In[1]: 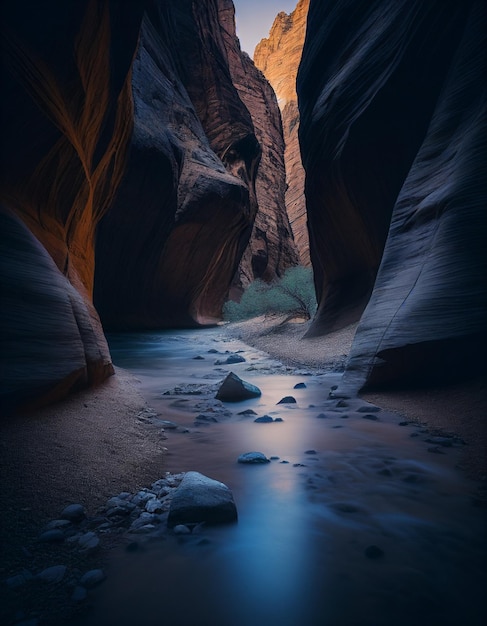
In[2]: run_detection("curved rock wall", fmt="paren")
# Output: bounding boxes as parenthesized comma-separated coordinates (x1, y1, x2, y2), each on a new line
(0, 0, 144, 413)
(94, 0, 282, 327)
(298, 0, 487, 387)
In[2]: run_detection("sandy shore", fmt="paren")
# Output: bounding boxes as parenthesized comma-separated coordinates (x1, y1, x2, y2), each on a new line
(0, 367, 168, 624)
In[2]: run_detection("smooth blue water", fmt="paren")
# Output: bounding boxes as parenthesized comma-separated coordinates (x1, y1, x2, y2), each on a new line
(79, 327, 487, 626)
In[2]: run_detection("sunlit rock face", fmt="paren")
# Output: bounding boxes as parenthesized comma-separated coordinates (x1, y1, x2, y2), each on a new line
(0, 1, 144, 413)
(94, 0, 265, 327)
(254, 0, 310, 266)
(218, 0, 299, 287)
(298, 0, 487, 387)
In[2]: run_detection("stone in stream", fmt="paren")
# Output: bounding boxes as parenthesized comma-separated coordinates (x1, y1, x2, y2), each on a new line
(215, 354, 246, 365)
(193, 355, 205, 360)
(237, 452, 270, 464)
(167, 472, 237, 527)
(254, 415, 275, 423)
(215, 372, 261, 402)
(80, 569, 106, 589)
(294, 382, 307, 389)
(362, 414, 379, 421)
(237, 409, 258, 416)
(277, 396, 296, 404)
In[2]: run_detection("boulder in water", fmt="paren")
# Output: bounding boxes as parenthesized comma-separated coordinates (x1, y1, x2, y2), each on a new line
(215, 372, 261, 402)
(167, 472, 237, 527)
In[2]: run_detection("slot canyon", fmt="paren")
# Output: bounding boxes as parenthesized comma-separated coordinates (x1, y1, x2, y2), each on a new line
(1, 1, 486, 625)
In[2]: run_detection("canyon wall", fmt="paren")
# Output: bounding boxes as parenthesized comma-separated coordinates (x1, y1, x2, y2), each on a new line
(218, 0, 299, 287)
(0, 0, 298, 413)
(298, 0, 487, 388)
(0, 0, 144, 413)
(254, 0, 310, 266)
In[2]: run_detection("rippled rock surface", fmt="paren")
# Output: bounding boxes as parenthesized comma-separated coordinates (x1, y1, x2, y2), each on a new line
(298, 0, 487, 387)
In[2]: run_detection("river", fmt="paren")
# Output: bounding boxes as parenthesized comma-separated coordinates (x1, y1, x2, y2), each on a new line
(79, 327, 487, 626)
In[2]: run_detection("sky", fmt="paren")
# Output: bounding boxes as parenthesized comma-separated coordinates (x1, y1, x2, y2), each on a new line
(232, 0, 298, 56)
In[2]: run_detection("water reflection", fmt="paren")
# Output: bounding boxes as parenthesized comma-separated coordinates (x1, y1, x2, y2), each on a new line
(80, 328, 487, 626)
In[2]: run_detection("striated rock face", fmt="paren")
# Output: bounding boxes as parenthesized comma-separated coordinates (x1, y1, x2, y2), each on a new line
(298, 0, 487, 387)
(0, 1, 144, 413)
(218, 0, 299, 286)
(254, 0, 310, 266)
(94, 0, 260, 329)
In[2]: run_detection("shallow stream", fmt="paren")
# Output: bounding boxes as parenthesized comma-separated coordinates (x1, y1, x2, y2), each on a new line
(80, 327, 486, 626)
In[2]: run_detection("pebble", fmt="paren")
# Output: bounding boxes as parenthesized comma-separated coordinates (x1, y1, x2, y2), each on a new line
(132, 491, 156, 507)
(6, 570, 33, 589)
(39, 529, 65, 543)
(37, 565, 67, 584)
(293, 382, 307, 389)
(277, 396, 296, 404)
(78, 532, 100, 553)
(60, 504, 86, 522)
(237, 409, 257, 415)
(145, 499, 164, 513)
(80, 569, 106, 589)
(45, 519, 72, 531)
(254, 415, 274, 423)
(237, 451, 270, 464)
(173, 525, 191, 535)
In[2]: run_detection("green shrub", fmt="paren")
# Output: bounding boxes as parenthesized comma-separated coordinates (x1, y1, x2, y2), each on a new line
(223, 266, 317, 322)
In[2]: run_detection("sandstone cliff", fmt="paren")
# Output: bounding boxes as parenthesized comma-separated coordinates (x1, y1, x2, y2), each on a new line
(298, 0, 487, 388)
(218, 0, 299, 286)
(254, 0, 310, 266)
(0, 0, 144, 413)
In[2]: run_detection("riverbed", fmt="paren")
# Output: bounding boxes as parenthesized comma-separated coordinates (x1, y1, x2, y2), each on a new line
(79, 327, 487, 626)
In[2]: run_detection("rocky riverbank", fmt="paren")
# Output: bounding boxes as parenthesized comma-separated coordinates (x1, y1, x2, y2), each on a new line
(1, 320, 486, 625)
(225, 316, 487, 487)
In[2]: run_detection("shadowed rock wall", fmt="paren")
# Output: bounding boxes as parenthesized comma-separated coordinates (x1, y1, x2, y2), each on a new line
(0, 0, 144, 413)
(94, 0, 263, 328)
(298, 0, 487, 388)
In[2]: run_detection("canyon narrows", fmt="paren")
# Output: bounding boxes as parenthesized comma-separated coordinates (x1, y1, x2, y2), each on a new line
(1, 1, 486, 625)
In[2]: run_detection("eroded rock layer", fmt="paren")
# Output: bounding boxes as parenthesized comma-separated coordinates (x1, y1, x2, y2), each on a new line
(218, 0, 299, 286)
(254, 0, 310, 266)
(0, 0, 144, 412)
(94, 0, 260, 329)
(298, 0, 487, 387)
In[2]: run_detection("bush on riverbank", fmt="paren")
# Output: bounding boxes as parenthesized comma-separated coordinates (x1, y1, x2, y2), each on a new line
(224, 266, 317, 322)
